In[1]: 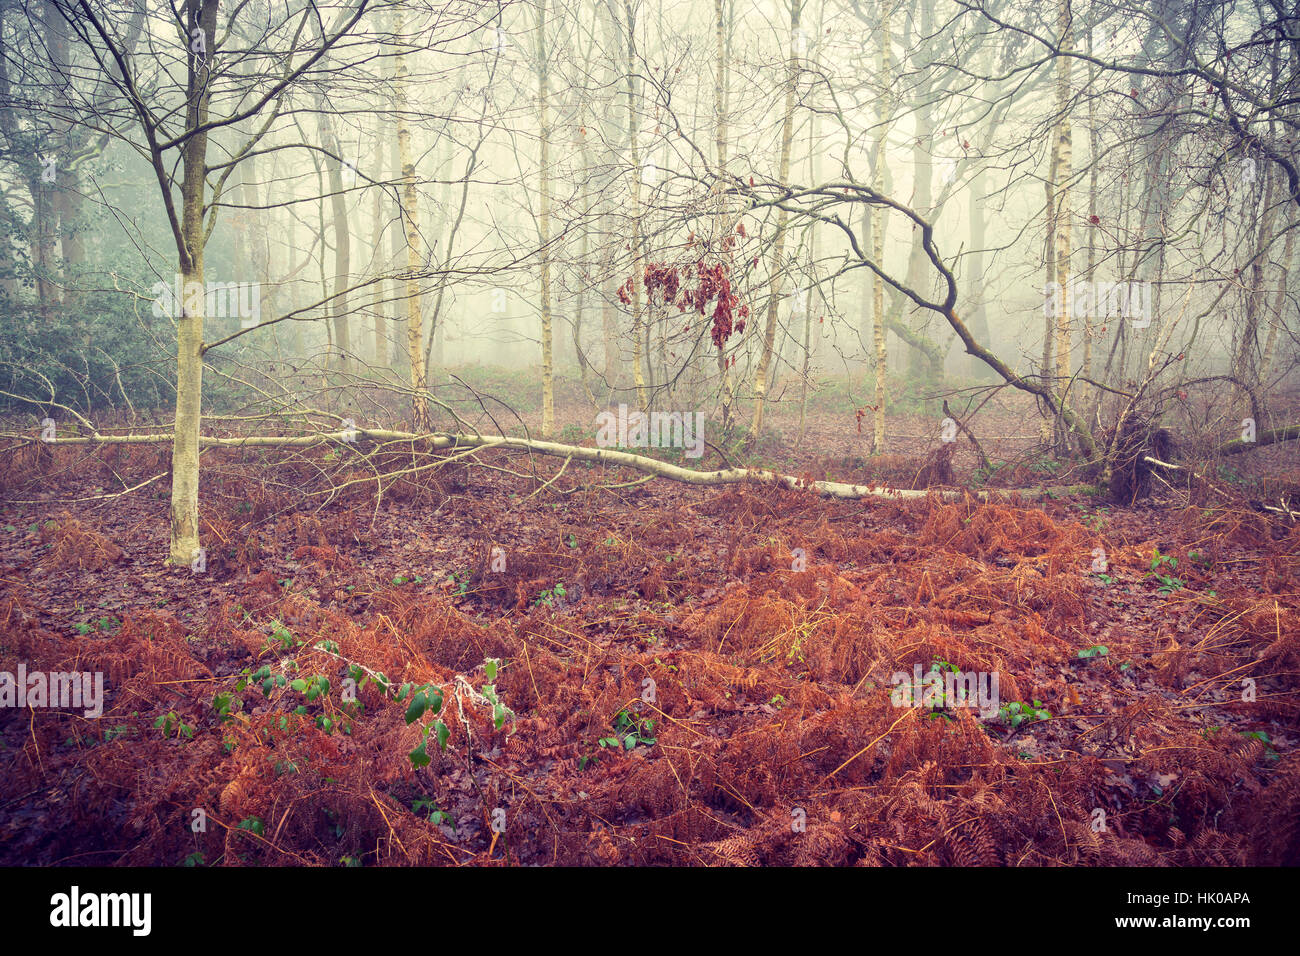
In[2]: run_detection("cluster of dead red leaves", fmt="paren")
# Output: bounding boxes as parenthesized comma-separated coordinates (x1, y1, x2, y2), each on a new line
(1, 452, 1298, 866)
(618, 260, 748, 349)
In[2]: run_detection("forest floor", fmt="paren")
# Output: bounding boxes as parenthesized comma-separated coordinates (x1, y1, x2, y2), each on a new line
(1, 385, 1298, 865)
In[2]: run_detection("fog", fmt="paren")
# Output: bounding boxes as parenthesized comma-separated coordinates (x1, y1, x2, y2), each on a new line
(1, 0, 1296, 446)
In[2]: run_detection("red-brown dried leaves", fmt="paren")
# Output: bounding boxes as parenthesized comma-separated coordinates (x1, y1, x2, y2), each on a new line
(621, 259, 749, 349)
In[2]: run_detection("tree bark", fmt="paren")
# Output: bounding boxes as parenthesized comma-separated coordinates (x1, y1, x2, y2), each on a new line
(1259, 216, 1294, 387)
(870, 8, 892, 454)
(712, 0, 736, 437)
(536, 0, 556, 436)
(393, 10, 430, 432)
(168, 0, 220, 565)
(370, 184, 387, 367)
(1053, 1, 1073, 421)
(746, 0, 802, 442)
(319, 104, 352, 371)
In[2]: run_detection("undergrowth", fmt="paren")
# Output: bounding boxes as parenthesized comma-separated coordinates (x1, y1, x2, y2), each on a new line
(1, 441, 1297, 866)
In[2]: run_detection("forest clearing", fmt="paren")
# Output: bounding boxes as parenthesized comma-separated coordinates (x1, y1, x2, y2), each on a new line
(1, 384, 1297, 867)
(0, 0, 1296, 891)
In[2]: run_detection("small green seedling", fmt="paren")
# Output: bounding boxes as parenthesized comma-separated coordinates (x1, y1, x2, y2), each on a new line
(154, 710, 194, 741)
(1149, 547, 1177, 572)
(533, 583, 567, 607)
(1151, 573, 1183, 593)
(265, 621, 300, 651)
(599, 710, 656, 750)
(412, 798, 457, 829)
(212, 692, 237, 722)
(480, 658, 514, 730)
(999, 699, 1051, 729)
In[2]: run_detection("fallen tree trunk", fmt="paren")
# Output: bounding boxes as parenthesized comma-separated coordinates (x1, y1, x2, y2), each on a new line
(5, 427, 1099, 502)
(1217, 425, 1300, 456)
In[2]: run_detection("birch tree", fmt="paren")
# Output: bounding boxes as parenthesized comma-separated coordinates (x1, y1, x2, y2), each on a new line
(746, 0, 803, 443)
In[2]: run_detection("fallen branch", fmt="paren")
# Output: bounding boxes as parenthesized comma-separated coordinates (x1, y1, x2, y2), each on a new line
(1, 427, 1102, 502)
(1262, 501, 1300, 519)
(1143, 455, 1184, 471)
(1217, 425, 1300, 456)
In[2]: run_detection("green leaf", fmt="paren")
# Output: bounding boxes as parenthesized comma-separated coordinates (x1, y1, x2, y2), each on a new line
(405, 691, 427, 725)
(435, 720, 450, 751)
(290, 678, 307, 692)
(408, 741, 431, 768)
